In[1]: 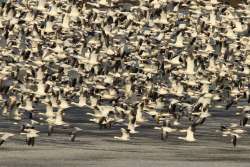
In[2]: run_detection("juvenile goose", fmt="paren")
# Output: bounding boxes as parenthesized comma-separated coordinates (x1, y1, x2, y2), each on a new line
(219, 125, 246, 148)
(154, 120, 177, 141)
(69, 127, 82, 142)
(71, 91, 87, 107)
(236, 106, 250, 127)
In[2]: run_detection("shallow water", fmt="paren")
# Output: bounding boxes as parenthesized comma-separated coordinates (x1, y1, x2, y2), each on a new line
(0, 105, 249, 167)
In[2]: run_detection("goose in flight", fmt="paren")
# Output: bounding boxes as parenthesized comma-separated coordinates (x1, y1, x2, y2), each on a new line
(19, 95, 35, 119)
(21, 126, 40, 146)
(1, 101, 9, 116)
(154, 119, 177, 141)
(0, 0, 249, 147)
(127, 117, 138, 134)
(69, 127, 82, 142)
(178, 126, 196, 142)
(219, 124, 246, 148)
(71, 91, 87, 108)
(191, 107, 211, 127)
(114, 128, 130, 141)
(0, 132, 15, 146)
(236, 106, 250, 127)
(171, 32, 185, 48)
(155, 126, 177, 141)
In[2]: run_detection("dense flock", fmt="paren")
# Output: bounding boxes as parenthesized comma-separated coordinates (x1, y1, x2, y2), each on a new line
(0, 0, 250, 147)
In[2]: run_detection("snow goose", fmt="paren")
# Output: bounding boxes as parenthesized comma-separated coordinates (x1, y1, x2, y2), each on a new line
(178, 126, 196, 142)
(0, 132, 14, 146)
(114, 128, 130, 141)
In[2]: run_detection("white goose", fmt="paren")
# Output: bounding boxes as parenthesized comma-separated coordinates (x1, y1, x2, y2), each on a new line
(114, 128, 130, 141)
(58, 95, 70, 110)
(178, 126, 196, 142)
(69, 5, 80, 18)
(0, 132, 15, 146)
(36, 68, 44, 81)
(154, 126, 177, 140)
(44, 21, 54, 33)
(89, 96, 98, 107)
(165, 55, 182, 65)
(72, 92, 87, 108)
(99, 0, 111, 6)
(20, 96, 34, 112)
(53, 108, 67, 126)
(36, 0, 46, 12)
(185, 56, 195, 75)
(35, 81, 46, 97)
(172, 32, 184, 48)
(226, 28, 237, 40)
(48, 3, 59, 16)
(62, 14, 70, 30)
(44, 100, 54, 121)
(9, 105, 21, 121)
(1, 102, 8, 116)
(24, 11, 35, 22)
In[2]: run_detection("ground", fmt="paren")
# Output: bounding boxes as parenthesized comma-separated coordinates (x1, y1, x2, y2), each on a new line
(0, 107, 250, 167)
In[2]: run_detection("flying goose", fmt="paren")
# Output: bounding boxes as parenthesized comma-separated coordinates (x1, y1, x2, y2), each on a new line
(178, 126, 196, 142)
(0, 132, 14, 146)
(154, 119, 177, 141)
(21, 127, 39, 146)
(237, 106, 250, 127)
(114, 128, 130, 141)
(69, 127, 82, 142)
(219, 124, 246, 148)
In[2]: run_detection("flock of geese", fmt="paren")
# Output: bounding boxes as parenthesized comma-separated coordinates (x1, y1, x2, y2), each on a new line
(0, 0, 249, 148)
